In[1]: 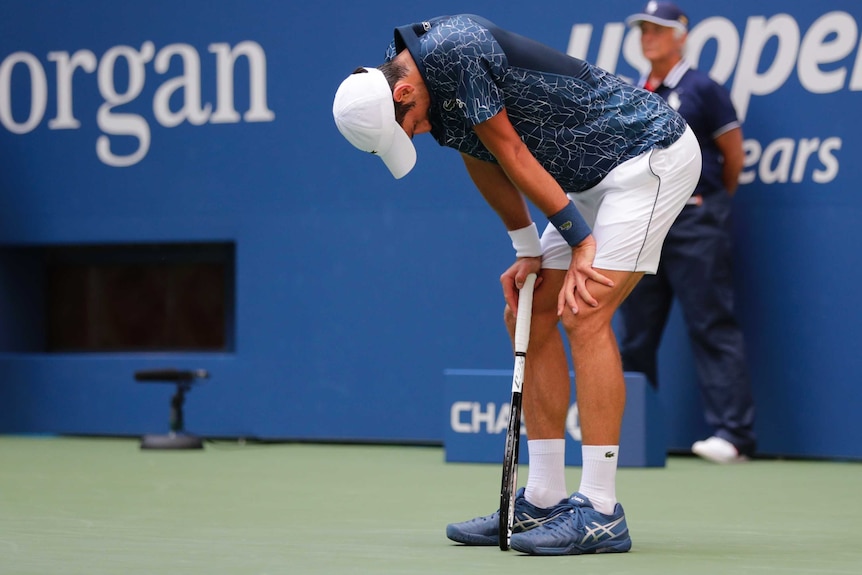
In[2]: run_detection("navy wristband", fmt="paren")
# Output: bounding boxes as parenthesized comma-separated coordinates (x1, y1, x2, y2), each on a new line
(548, 201, 591, 247)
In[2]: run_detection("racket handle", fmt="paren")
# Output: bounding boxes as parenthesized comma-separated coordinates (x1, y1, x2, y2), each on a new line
(514, 273, 537, 354)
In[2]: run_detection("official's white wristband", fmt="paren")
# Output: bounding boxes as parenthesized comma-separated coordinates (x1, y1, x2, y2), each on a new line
(507, 222, 542, 258)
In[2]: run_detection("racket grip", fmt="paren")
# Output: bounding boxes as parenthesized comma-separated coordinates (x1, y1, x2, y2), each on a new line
(513, 273, 537, 354)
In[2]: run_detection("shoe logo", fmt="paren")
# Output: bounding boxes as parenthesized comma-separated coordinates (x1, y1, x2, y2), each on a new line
(580, 516, 627, 545)
(604, 451, 615, 459)
(513, 510, 563, 532)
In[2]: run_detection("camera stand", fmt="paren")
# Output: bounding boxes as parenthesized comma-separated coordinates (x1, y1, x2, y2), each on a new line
(135, 368, 209, 450)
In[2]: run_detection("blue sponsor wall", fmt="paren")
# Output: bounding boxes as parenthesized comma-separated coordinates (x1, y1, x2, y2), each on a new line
(0, 0, 860, 459)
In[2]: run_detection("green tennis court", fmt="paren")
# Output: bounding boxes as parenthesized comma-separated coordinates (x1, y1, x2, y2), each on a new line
(1, 436, 859, 574)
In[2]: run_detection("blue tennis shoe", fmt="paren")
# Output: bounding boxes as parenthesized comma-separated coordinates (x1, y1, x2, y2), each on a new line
(509, 492, 632, 555)
(446, 488, 568, 546)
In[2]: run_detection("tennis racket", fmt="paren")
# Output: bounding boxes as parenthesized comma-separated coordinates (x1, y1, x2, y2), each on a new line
(499, 272, 537, 551)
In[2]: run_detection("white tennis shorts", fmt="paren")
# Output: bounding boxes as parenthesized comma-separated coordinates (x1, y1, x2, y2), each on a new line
(540, 126, 701, 274)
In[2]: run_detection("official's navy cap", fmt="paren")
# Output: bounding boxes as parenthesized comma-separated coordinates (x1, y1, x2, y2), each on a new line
(626, 1, 689, 31)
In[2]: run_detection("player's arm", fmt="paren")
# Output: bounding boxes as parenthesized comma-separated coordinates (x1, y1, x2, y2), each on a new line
(471, 107, 613, 313)
(461, 153, 532, 232)
(471, 108, 570, 218)
(715, 126, 744, 196)
(461, 153, 541, 312)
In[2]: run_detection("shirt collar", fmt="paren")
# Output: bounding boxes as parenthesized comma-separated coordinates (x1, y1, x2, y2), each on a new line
(638, 58, 691, 89)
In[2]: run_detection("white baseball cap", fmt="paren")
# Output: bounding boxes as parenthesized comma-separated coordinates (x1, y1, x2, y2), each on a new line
(332, 67, 417, 179)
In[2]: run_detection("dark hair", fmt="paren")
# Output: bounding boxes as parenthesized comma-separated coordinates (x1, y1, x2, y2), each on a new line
(378, 60, 415, 126)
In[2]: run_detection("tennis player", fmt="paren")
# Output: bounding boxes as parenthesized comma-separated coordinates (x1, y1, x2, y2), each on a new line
(333, 14, 701, 556)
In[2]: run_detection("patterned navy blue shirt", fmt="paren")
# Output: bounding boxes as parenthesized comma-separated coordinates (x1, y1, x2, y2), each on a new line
(639, 60, 740, 196)
(385, 14, 687, 193)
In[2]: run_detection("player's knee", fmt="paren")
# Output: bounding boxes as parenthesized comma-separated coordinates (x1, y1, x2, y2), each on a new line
(560, 304, 611, 342)
(503, 304, 516, 332)
(504, 300, 558, 335)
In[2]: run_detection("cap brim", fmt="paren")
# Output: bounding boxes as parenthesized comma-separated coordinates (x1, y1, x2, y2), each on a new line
(625, 13, 687, 31)
(379, 123, 417, 179)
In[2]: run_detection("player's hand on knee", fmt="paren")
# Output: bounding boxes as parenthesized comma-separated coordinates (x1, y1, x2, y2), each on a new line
(557, 235, 613, 315)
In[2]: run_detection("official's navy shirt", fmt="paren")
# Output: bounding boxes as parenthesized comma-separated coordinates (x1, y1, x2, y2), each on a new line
(385, 14, 687, 193)
(639, 59, 740, 196)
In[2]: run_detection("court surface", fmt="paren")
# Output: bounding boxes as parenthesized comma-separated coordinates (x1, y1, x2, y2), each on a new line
(1, 436, 860, 574)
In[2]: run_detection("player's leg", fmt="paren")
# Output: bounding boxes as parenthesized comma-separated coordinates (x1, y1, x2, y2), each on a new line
(510, 128, 701, 556)
(512, 268, 570, 507)
(445, 264, 572, 546)
(508, 271, 639, 556)
(562, 268, 642, 509)
(511, 222, 615, 511)
(511, 269, 568, 440)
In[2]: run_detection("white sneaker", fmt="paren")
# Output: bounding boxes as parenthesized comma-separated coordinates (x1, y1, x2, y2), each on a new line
(691, 436, 749, 464)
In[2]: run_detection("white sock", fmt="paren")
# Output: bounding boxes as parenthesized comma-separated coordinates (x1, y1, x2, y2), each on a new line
(577, 445, 619, 515)
(524, 439, 568, 508)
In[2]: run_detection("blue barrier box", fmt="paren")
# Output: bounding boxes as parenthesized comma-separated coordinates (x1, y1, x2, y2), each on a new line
(444, 369, 665, 467)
